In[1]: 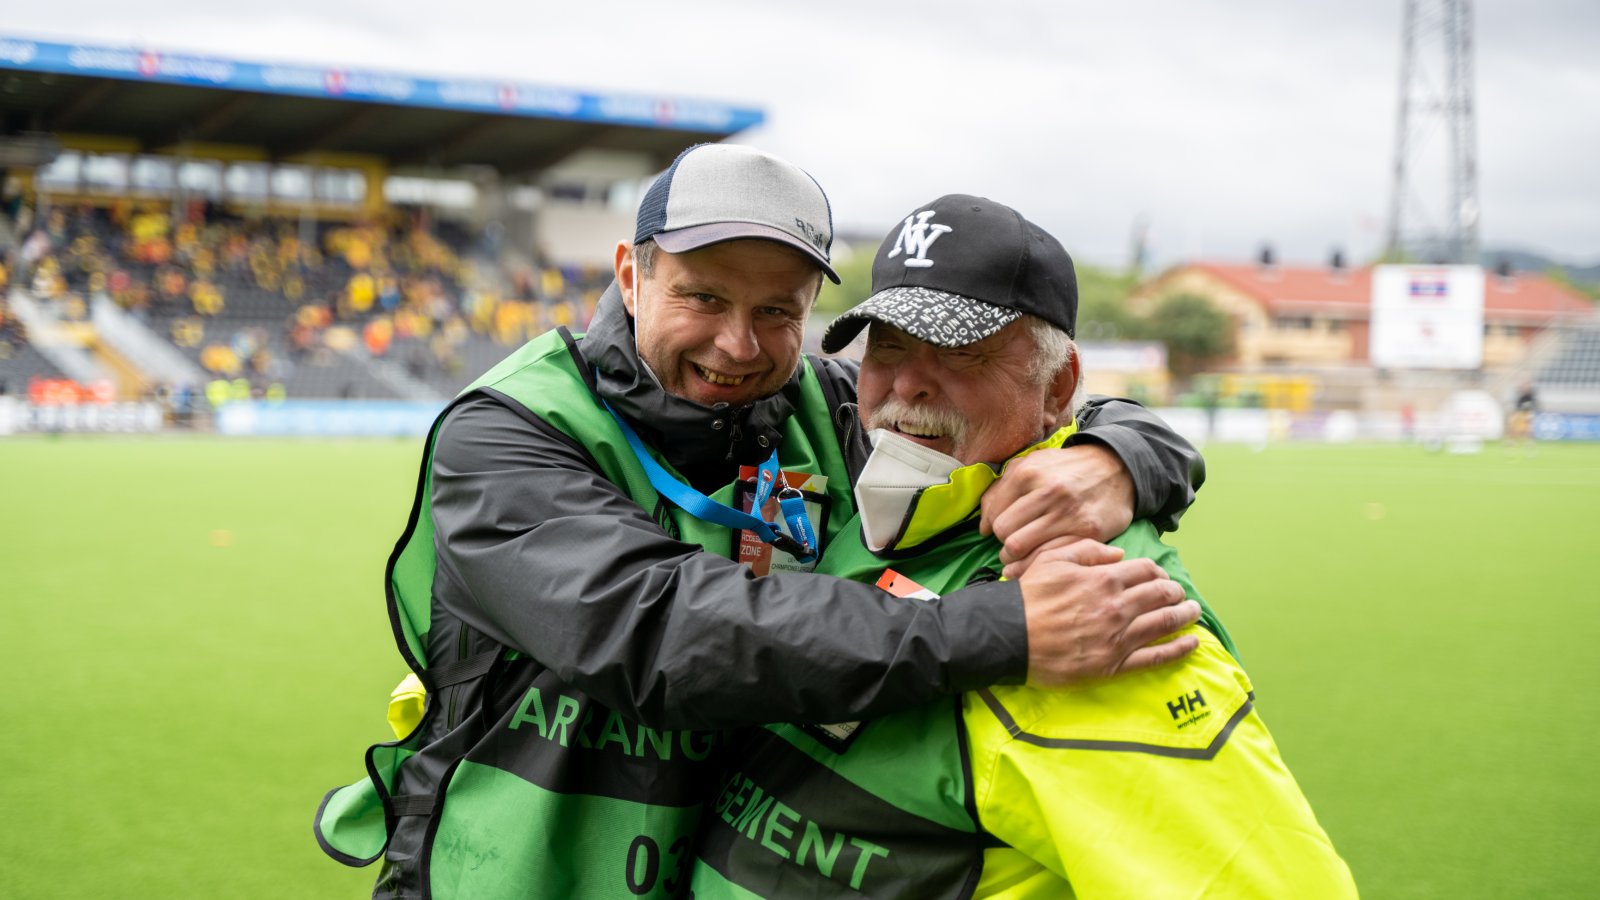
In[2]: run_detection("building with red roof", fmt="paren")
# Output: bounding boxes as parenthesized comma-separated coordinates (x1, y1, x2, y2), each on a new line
(1130, 260, 1594, 370)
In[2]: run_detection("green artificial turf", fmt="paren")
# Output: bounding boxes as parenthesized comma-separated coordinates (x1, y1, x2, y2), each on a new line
(1, 436, 417, 899)
(1164, 443, 1600, 899)
(1, 436, 1595, 898)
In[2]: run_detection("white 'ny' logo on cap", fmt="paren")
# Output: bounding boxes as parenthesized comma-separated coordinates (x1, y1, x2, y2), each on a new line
(887, 211, 952, 268)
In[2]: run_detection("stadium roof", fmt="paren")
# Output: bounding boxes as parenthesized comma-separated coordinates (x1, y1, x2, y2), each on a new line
(0, 35, 763, 174)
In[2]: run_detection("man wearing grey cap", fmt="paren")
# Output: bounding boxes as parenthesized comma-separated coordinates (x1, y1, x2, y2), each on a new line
(317, 146, 1209, 898)
(691, 194, 1353, 899)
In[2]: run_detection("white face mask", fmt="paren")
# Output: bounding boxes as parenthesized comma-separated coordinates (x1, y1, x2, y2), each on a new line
(853, 429, 964, 551)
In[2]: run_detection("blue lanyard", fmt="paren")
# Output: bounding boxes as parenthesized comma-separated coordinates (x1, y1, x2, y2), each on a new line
(605, 403, 818, 563)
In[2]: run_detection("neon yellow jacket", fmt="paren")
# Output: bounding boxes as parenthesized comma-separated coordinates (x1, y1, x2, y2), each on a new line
(966, 621, 1353, 897)
(692, 426, 1357, 899)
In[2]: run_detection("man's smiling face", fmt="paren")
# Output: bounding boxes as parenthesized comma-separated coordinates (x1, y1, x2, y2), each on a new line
(858, 320, 1067, 465)
(620, 238, 821, 409)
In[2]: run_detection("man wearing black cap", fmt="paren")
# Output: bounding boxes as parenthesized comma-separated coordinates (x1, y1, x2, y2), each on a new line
(317, 149, 1209, 898)
(690, 194, 1354, 898)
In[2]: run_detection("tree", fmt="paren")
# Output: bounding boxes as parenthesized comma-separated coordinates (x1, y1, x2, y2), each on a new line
(1543, 266, 1600, 304)
(1144, 292, 1234, 379)
(1075, 265, 1145, 341)
(813, 244, 876, 314)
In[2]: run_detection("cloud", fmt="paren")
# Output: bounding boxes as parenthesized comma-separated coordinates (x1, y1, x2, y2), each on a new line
(5, 0, 1596, 265)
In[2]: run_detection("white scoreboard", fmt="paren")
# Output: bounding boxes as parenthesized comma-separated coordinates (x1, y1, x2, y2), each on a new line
(1369, 265, 1485, 369)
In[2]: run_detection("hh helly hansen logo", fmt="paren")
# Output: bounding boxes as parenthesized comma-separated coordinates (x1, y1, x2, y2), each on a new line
(1167, 689, 1212, 729)
(886, 211, 952, 268)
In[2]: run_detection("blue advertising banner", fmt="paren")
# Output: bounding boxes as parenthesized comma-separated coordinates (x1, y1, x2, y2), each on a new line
(215, 401, 443, 437)
(0, 35, 762, 132)
(1532, 412, 1600, 442)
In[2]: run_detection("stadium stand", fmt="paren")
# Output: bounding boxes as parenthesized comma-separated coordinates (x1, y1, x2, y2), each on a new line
(5, 36, 1596, 437)
(0, 34, 757, 429)
(0, 322, 65, 396)
(1537, 325, 1600, 387)
(6, 199, 611, 401)
(1531, 322, 1600, 413)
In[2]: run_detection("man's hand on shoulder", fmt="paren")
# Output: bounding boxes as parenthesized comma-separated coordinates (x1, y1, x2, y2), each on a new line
(981, 443, 1135, 575)
(1017, 541, 1200, 687)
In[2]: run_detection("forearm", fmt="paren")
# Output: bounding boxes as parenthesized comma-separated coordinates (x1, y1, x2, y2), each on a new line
(1072, 395, 1205, 531)
(431, 397, 1026, 729)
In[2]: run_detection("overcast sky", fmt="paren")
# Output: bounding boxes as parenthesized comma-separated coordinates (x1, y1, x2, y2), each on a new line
(6, 0, 1598, 269)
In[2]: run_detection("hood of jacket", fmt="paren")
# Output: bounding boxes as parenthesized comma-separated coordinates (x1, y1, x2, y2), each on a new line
(580, 281, 804, 485)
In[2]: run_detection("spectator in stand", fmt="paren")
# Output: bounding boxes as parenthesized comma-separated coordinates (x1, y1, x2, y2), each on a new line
(191, 279, 225, 316)
(1508, 381, 1539, 453)
(107, 268, 131, 300)
(30, 257, 65, 300)
(10, 199, 644, 397)
(1, 178, 24, 227)
(20, 228, 50, 269)
(171, 381, 197, 427)
(158, 266, 188, 310)
(378, 276, 401, 312)
(171, 316, 204, 350)
(539, 264, 564, 299)
(363, 317, 394, 356)
(129, 206, 172, 265)
(347, 271, 377, 314)
(200, 343, 241, 377)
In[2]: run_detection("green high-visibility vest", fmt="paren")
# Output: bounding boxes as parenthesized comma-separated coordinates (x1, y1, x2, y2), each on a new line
(315, 328, 853, 899)
(691, 428, 1235, 899)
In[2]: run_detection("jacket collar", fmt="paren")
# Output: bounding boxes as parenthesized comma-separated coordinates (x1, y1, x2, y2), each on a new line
(876, 422, 1079, 553)
(580, 282, 802, 480)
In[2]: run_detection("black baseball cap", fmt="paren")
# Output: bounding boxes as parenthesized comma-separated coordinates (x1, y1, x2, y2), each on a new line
(820, 194, 1077, 352)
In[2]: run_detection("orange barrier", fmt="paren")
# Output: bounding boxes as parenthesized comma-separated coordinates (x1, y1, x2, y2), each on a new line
(27, 377, 117, 406)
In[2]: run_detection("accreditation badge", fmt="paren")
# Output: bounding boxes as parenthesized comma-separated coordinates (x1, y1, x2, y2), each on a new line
(733, 468, 831, 575)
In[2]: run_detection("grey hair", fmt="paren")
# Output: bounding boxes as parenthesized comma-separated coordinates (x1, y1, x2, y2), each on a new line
(632, 238, 658, 279)
(1024, 315, 1085, 417)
